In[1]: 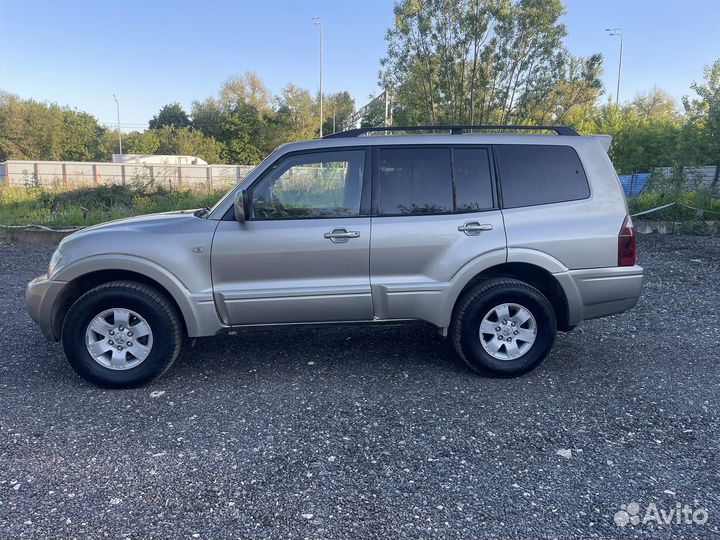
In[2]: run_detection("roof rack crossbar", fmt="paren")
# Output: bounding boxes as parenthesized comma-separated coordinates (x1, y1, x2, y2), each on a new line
(323, 125, 579, 138)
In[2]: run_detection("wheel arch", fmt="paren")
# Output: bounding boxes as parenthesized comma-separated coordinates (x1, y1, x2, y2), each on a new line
(449, 262, 572, 331)
(51, 269, 192, 341)
(50, 253, 225, 340)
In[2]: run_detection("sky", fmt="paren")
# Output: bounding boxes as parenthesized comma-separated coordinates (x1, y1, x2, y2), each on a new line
(1, 0, 718, 130)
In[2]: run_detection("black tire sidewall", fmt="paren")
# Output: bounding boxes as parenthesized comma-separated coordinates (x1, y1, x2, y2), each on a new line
(459, 284, 556, 375)
(62, 286, 179, 388)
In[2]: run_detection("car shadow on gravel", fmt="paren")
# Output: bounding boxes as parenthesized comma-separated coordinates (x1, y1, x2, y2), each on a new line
(163, 322, 600, 389)
(170, 324, 472, 380)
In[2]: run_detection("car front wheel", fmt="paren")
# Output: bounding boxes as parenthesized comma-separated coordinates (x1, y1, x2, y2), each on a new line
(451, 278, 557, 376)
(61, 280, 183, 388)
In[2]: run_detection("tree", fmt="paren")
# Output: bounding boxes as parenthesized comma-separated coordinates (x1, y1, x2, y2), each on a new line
(323, 91, 355, 134)
(1, 76, 354, 166)
(96, 129, 160, 160)
(272, 84, 317, 142)
(631, 88, 678, 119)
(682, 59, 720, 186)
(518, 53, 603, 124)
(61, 109, 104, 161)
(190, 73, 280, 163)
(379, 0, 602, 126)
(220, 102, 264, 164)
(381, 0, 495, 124)
(489, 0, 569, 124)
(190, 97, 225, 140)
(154, 126, 224, 164)
(570, 98, 681, 174)
(149, 102, 190, 129)
(125, 130, 162, 154)
(220, 71, 274, 114)
(0, 92, 104, 161)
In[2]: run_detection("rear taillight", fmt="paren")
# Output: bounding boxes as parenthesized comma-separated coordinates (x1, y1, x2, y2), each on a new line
(618, 214, 636, 266)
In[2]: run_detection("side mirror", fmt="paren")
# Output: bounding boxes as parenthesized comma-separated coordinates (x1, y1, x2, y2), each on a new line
(234, 190, 249, 223)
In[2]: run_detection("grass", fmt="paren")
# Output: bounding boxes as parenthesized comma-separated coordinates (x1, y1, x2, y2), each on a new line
(0, 185, 227, 227)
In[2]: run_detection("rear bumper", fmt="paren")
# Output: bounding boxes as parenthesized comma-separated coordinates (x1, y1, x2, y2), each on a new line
(26, 275, 66, 341)
(555, 265, 644, 326)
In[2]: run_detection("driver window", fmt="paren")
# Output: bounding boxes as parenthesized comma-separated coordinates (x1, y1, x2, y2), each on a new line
(251, 150, 365, 219)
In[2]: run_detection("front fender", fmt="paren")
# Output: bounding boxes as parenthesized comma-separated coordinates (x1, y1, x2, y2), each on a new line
(52, 254, 223, 337)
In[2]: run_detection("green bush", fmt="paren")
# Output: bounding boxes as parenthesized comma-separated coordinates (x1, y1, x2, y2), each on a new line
(629, 189, 720, 222)
(629, 167, 720, 223)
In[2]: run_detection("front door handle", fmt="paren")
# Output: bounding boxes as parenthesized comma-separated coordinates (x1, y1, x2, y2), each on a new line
(324, 228, 360, 244)
(458, 222, 493, 236)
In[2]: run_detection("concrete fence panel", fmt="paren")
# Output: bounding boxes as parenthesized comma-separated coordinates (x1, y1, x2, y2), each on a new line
(1, 160, 255, 190)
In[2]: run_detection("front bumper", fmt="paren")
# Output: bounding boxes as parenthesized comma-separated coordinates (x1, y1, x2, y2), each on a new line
(555, 265, 644, 326)
(26, 275, 67, 341)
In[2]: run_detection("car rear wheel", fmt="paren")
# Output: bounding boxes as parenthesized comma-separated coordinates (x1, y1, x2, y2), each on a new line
(451, 278, 556, 376)
(61, 280, 183, 388)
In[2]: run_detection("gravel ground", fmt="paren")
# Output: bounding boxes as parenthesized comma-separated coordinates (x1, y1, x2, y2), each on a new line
(0, 234, 718, 540)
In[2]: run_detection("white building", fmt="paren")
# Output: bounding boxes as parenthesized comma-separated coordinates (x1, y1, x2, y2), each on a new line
(111, 154, 208, 166)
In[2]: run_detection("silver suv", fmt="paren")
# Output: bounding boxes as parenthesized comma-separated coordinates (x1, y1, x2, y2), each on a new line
(26, 125, 643, 387)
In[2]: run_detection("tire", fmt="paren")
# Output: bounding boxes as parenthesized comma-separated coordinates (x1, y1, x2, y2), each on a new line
(61, 280, 183, 388)
(451, 278, 556, 376)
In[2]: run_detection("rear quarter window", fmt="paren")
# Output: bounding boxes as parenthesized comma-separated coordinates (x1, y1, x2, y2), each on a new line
(495, 145, 590, 208)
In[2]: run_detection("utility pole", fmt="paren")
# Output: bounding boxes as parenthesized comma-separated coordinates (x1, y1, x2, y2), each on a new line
(605, 28, 623, 106)
(113, 94, 123, 155)
(313, 17, 323, 137)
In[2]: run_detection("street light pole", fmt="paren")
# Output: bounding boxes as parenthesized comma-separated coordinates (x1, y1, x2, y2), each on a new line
(313, 16, 323, 137)
(605, 28, 623, 106)
(112, 94, 123, 155)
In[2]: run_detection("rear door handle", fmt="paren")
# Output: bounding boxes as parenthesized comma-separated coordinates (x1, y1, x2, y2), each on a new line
(324, 228, 360, 243)
(458, 222, 493, 236)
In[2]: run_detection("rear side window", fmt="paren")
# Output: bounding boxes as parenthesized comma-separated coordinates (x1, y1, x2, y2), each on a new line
(453, 148, 494, 212)
(495, 145, 589, 208)
(376, 148, 453, 215)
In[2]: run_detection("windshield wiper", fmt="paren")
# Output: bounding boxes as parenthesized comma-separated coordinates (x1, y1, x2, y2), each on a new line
(193, 207, 211, 219)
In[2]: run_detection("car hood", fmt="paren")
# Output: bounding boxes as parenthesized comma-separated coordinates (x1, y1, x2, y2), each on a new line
(64, 210, 201, 241)
(53, 209, 219, 271)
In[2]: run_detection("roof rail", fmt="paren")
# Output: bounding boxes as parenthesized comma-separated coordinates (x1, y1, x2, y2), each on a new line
(323, 124, 579, 138)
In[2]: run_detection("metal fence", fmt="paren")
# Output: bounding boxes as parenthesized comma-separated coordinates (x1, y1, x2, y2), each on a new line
(653, 166, 719, 188)
(619, 173, 651, 197)
(0, 160, 255, 190)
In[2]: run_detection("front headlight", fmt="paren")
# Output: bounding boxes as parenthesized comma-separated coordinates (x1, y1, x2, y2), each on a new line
(48, 249, 63, 277)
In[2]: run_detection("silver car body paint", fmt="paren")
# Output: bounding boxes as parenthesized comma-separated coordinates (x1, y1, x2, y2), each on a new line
(212, 217, 373, 325)
(26, 133, 643, 341)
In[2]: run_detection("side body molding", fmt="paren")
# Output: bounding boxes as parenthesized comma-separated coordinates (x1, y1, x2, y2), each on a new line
(52, 255, 224, 337)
